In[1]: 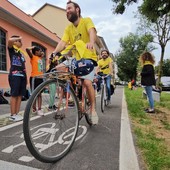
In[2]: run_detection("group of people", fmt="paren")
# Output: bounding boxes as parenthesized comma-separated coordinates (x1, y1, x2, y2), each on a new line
(8, 36, 45, 121)
(7, 1, 114, 124)
(7, 1, 156, 125)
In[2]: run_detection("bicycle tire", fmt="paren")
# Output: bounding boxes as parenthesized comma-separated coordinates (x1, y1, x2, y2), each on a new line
(23, 79, 80, 163)
(105, 85, 109, 106)
(101, 84, 105, 113)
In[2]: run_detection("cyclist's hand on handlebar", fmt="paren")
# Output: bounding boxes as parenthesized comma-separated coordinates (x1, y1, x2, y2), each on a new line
(86, 42, 94, 50)
(49, 52, 61, 60)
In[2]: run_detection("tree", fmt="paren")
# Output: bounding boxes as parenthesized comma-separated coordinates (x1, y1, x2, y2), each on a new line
(162, 59, 170, 76)
(137, 10, 170, 85)
(111, 0, 170, 19)
(139, 0, 170, 21)
(112, 0, 138, 14)
(115, 33, 154, 82)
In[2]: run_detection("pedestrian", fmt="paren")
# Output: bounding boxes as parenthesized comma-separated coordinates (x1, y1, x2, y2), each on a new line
(128, 81, 132, 90)
(46, 53, 62, 110)
(51, 1, 98, 124)
(26, 46, 44, 116)
(8, 35, 27, 121)
(140, 52, 156, 113)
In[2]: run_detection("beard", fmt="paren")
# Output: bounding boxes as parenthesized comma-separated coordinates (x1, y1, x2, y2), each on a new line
(67, 12, 78, 23)
(102, 55, 108, 59)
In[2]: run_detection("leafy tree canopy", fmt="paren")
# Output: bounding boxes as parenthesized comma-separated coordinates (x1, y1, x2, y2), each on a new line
(115, 33, 155, 82)
(139, 0, 170, 21)
(112, 0, 170, 19)
(155, 59, 170, 76)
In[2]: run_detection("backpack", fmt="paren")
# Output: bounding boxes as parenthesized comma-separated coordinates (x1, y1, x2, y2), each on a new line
(4, 90, 11, 97)
(0, 94, 9, 104)
(111, 84, 115, 95)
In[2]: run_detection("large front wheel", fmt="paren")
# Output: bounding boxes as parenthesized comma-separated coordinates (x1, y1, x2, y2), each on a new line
(23, 79, 80, 163)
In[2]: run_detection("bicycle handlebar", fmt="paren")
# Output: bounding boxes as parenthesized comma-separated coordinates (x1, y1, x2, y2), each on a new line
(96, 73, 110, 79)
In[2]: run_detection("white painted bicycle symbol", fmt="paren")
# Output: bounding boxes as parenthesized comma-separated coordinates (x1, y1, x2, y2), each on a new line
(2, 123, 87, 162)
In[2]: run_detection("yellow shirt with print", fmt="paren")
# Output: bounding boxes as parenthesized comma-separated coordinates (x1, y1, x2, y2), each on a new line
(98, 57, 113, 75)
(61, 17, 97, 61)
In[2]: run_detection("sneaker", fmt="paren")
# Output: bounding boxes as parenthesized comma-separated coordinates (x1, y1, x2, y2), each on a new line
(107, 99, 111, 105)
(9, 114, 23, 122)
(91, 111, 99, 125)
(68, 101, 75, 108)
(147, 109, 155, 113)
(37, 110, 44, 116)
(53, 105, 58, 110)
(48, 105, 58, 110)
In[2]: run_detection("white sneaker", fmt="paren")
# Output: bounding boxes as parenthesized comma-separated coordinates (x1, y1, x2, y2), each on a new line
(9, 114, 23, 122)
(37, 110, 44, 116)
(91, 111, 99, 125)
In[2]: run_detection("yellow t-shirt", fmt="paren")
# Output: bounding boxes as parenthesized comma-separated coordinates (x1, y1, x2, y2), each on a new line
(30, 55, 43, 77)
(98, 57, 113, 75)
(61, 17, 97, 61)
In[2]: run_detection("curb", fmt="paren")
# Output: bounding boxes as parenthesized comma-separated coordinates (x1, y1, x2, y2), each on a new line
(119, 88, 140, 170)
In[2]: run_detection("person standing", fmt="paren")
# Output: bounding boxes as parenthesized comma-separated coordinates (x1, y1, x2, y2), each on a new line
(140, 52, 156, 113)
(8, 35, 27, 121)
(52, 1, 98, 124)
(26, 46, 44, 116)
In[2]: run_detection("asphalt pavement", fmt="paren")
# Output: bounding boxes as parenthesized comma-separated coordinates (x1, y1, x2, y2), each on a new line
(0, 86, 140, 170)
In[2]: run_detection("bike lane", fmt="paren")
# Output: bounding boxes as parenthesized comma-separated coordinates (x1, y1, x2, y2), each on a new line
(0, 86, 139, 170)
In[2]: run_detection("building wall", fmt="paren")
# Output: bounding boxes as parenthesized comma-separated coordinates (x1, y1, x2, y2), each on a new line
(0, 0, 60, 90)
(33, 5, 70, 38)
(0, 18, 56, 90)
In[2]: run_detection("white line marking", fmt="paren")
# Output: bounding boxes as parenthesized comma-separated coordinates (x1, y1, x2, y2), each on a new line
(0, 160, 41, 170)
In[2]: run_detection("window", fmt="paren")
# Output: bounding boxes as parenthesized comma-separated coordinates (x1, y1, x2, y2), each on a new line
(32, 42, 46, 73)
(0, 29, 7, 71)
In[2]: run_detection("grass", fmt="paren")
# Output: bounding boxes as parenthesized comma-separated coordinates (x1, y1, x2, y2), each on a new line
(124, 87, 170, 170)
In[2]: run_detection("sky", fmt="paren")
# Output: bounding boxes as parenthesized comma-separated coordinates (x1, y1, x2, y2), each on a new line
(8, 0, 169, 64)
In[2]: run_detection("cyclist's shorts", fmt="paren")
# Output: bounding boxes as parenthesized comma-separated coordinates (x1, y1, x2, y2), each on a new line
(63, 57, 96, 82)
(62, 57, 73, 66)
(80, 67, 96, 82)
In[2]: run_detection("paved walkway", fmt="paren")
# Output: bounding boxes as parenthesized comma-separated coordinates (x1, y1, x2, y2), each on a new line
(0, 97, 26, 127)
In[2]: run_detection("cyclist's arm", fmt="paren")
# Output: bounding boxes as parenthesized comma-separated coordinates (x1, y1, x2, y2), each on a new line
(109, 61, 113, 76)
(95, 66, 100, 75)
(8, 36, 22, 48)
(26, 46, 35, 58)
(53, 40, 67, 54)
(86, 28, 97, 50)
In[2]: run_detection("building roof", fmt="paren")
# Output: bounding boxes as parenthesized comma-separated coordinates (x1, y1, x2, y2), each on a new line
(0, 0, 60, 46)
(32, 3, 66, 17)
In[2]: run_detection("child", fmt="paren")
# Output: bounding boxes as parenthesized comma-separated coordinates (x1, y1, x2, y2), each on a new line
(8, 35, 27, 121)
(26, 46, 44, 116)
